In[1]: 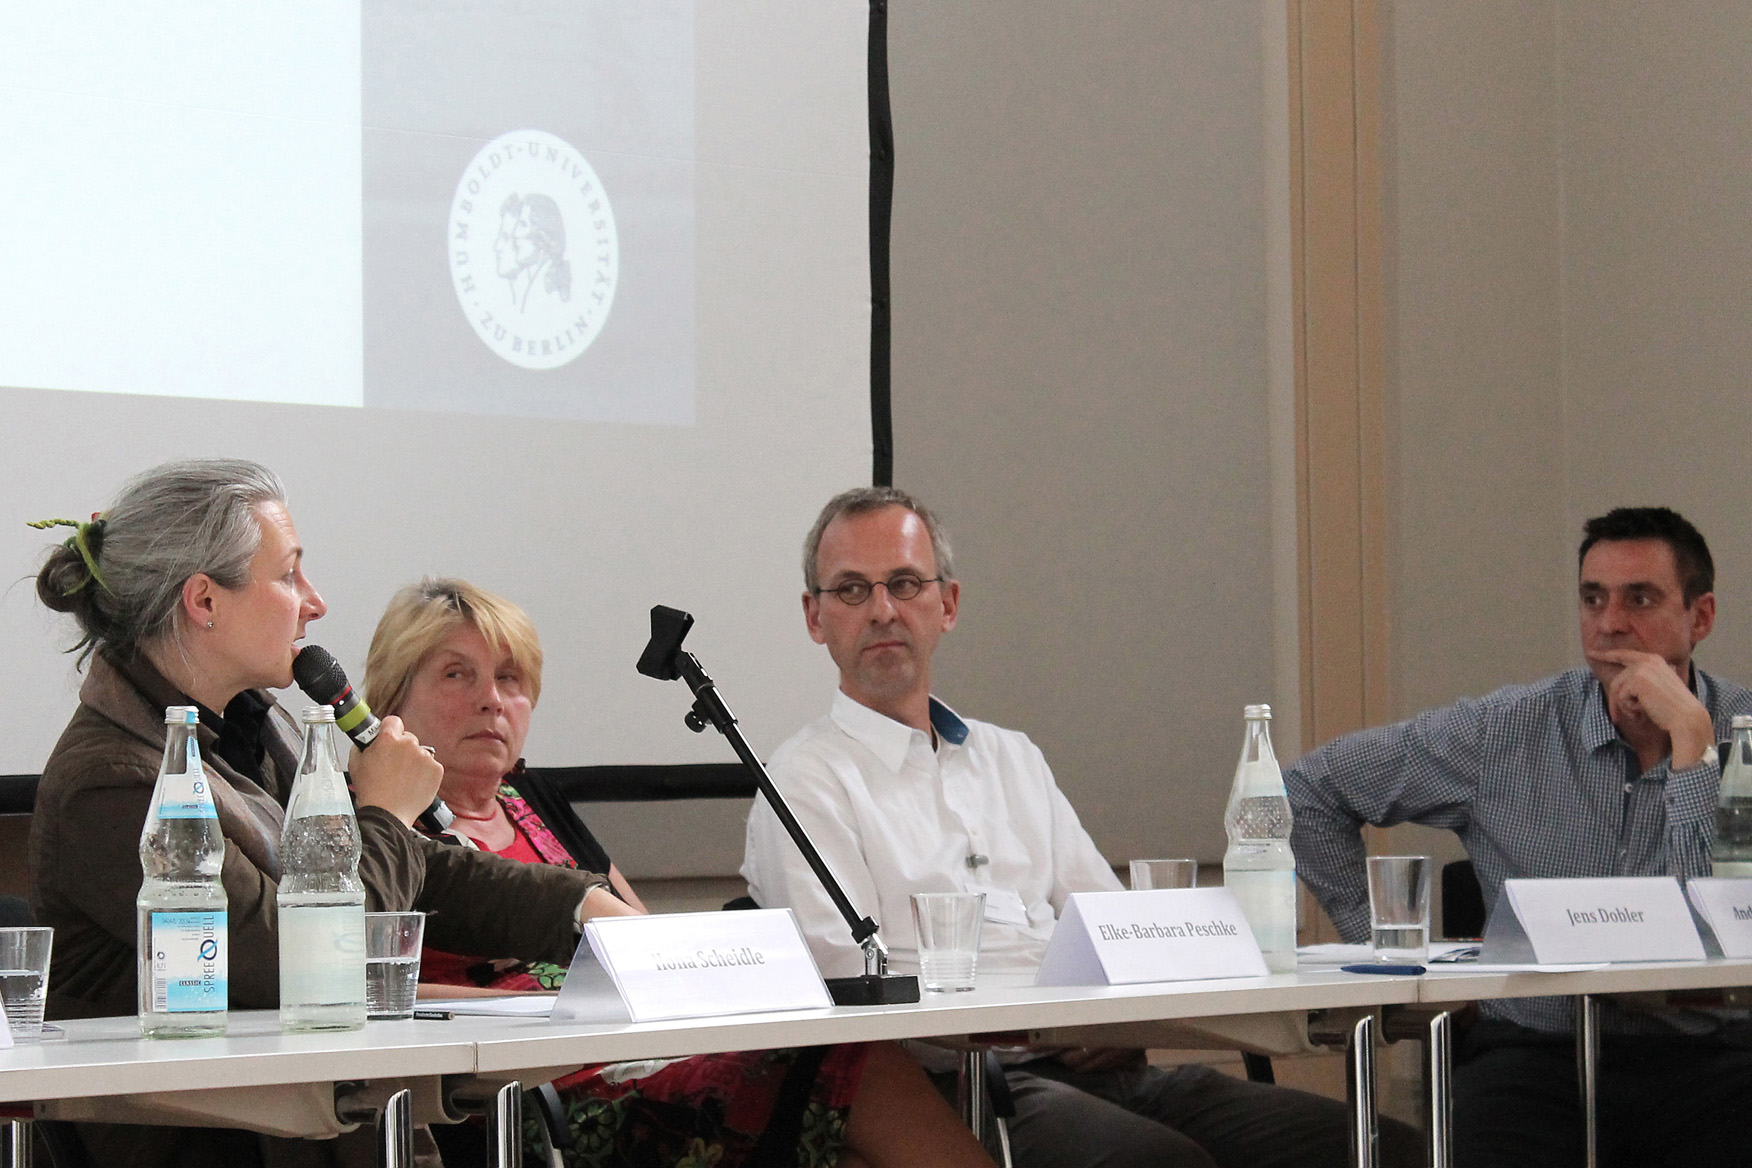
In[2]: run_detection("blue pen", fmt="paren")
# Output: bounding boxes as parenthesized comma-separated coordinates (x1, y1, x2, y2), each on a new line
(1341, 963, 1426, 976)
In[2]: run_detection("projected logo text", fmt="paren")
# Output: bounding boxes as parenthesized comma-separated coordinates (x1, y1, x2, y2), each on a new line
(449, 130, 619, 371)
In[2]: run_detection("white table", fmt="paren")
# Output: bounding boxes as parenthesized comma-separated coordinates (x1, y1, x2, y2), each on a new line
(5, 959, 1748, 1168)
(0, 970, 1422, 1168)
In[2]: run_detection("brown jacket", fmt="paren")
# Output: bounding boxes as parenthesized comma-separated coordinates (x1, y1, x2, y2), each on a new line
(30, 651, 609, 1165)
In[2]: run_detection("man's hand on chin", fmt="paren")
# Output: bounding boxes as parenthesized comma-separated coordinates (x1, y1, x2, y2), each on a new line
(1589, 648, 1715, 768)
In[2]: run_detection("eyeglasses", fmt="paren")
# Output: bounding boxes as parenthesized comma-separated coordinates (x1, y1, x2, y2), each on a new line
(814, 574, 944, 606)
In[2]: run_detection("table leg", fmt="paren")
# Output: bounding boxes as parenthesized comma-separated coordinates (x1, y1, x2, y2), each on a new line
(379, 1087, 413, 1168)
(958, 1050, 989, 1140)
(1425, 1010, 1452, 1168)
(1346, 1013, 1379, 1168)
(488, 1081, 523, 1168)
(2, 1119, 30, 1168)
(1575, 994, 1600, 1168)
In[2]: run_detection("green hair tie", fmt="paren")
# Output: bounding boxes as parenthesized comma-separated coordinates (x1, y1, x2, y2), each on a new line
(27, 516, 112, 596)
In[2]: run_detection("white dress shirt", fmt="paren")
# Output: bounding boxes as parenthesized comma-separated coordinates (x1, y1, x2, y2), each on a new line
(742, 690, 1121, 978)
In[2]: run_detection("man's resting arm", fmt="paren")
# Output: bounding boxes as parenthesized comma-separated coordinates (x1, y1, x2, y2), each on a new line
(1285, 700, 1483, 941)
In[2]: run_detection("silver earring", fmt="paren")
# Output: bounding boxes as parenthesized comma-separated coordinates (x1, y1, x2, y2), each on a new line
(206, 620, 214, 629)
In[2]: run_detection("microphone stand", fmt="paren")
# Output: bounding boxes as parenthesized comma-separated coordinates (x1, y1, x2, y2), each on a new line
(637, 605, 919, 1005)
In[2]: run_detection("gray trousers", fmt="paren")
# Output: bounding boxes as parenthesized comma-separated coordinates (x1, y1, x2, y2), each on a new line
(934, 1057, 1422, 1168)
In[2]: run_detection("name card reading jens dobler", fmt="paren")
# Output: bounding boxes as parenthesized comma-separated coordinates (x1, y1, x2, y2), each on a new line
(1037, 888, 1269, 986)
(1498, 877, 1704, 965)
(584, 908, 832, 1023)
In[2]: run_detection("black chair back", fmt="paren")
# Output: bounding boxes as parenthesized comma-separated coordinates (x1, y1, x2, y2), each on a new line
(1442, 860, 1486, 939)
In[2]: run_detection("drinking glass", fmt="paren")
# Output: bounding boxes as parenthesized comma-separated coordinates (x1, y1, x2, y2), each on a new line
(1129, 859, 1199, 890)
(0, 927, 53, 1041)
(1366, 856, 1431, 963)
(911, 892, 985, 992)
(364, 912, 425, 1020)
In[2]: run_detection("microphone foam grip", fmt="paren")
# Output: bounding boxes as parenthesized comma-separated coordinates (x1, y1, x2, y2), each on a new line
(293, 645, 379, 744)
(292, 645, 348, 701)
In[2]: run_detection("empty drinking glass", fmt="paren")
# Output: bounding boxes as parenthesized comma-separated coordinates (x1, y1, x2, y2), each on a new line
(1129, 859, 1199, 890)
(911, 892, 985, 992)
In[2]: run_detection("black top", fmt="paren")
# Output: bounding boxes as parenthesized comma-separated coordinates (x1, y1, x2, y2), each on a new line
(195, 689, 272, 786)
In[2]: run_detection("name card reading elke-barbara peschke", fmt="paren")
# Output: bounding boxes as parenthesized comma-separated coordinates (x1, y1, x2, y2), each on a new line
(1037, 888, 1269, 986)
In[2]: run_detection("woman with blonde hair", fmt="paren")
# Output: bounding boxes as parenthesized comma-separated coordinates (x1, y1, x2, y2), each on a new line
(366, 577, 992, 1168)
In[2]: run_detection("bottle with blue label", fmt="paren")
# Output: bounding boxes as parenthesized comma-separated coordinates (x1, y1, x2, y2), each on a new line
(137, 705, 228, 1037)
(278, 705, 366, 1032)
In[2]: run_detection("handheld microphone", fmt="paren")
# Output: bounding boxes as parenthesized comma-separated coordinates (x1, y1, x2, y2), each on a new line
(293, 645, 454, 834)
(292, 645, 380, 748)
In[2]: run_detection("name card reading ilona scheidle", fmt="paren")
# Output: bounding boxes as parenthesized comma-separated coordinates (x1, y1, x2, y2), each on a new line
(1037, 888, 1269, 987)
(1489, 877, 1704, 965)
(1684, 877, 1752, 958)
(583, 908, 832, 1023)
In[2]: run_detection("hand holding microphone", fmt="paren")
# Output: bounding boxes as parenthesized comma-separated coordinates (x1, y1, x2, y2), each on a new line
(293, 646, 453, 832)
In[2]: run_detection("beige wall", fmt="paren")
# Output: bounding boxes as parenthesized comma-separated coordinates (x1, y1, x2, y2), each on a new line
(1386, 0, 1752, 719)
(888, 2, 1289, 863)
(1555, 0, 1752, 679)
(1384, 1, 1572, 717)
(886, 0, 1752, 876)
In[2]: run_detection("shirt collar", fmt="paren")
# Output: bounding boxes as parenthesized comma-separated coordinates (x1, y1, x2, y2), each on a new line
(829, 690, 968, 774)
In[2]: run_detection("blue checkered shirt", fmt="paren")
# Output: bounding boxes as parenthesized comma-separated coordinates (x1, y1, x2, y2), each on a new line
(1286, 666, 1752, 1034)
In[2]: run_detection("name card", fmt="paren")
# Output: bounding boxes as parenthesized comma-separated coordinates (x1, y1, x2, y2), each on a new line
(576, 909, 832, 1023)
(1684, 878, 1752, 957)
(1483, 877, 1704, 965)
(1036, 889, 1269, 987)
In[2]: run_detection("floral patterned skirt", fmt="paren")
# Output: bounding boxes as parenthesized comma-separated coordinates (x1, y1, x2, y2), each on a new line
(536, 1044, 872, 1168)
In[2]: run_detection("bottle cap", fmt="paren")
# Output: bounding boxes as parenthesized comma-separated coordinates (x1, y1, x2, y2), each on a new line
(301, 705, 337, 724)
(1244, 704, 1272, 720)
(163, 705, 199, 725)
(1733, 715, 1752, 730)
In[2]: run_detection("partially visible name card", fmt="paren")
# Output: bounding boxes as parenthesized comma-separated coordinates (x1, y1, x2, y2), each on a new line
(581, 909, 832, 1023)
(1684, 878, 1752, 958)
(1037, 889, 1269, 987)
(1485, 877, 1704, 965)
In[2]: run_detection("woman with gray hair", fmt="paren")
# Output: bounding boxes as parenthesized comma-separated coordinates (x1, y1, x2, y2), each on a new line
(30, 458, 631, 1168)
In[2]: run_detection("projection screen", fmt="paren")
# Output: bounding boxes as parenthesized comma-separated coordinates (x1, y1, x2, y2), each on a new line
(0, 0, 876, 863)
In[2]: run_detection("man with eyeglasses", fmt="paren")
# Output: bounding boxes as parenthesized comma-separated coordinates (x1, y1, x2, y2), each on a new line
(743, 486, 1404, 1168)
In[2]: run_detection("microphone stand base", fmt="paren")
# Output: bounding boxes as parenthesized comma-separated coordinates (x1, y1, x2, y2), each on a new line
(826, 974, 921, 1006)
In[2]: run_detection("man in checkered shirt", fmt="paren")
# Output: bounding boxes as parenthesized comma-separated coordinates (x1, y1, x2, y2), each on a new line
(1286, 506, 1752, 1167)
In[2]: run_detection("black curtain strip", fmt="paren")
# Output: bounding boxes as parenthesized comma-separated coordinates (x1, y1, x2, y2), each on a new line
(868, 0, 895, 488)
(0, 763, 758, 815)
(0, 776, 33, 816)
(3, 766, 760, 812)
(528, 763, 756, 803)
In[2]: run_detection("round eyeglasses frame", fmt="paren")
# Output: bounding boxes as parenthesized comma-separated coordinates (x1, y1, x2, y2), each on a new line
(813, 574, 945, 606)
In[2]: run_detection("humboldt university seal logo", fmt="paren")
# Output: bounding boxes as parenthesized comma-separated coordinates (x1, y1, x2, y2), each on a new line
(449, 130, 619, 370)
